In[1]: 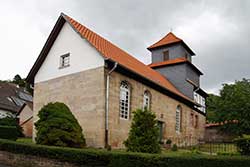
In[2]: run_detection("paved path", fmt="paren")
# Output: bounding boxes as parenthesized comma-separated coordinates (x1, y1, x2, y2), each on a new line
(0, 164, 11, 167)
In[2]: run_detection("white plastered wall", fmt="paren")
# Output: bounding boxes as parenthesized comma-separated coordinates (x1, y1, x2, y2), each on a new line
(35, 22, 104, 83)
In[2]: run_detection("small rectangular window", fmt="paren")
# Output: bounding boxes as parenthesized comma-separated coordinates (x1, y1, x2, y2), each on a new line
(163, 50, 169, 61)
(60, 53, 70, 68)
(190, 113, 194, 127)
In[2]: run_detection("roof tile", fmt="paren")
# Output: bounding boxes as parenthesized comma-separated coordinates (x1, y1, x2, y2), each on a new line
(148, 57, 187, 68)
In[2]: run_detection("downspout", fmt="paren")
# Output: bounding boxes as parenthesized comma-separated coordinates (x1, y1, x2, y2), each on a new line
(105, 61, 118, 148)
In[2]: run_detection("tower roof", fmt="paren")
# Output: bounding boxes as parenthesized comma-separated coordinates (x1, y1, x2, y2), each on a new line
(147, 32, 195, 55)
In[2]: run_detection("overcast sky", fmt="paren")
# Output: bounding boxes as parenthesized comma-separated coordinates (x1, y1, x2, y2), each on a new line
(0, 0, 249, 94)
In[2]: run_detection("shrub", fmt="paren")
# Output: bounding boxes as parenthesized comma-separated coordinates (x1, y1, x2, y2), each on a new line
(191, 147, 201, 154)
(1, 139, 250, 167)
(0, 126, 18, 140)
(234, 135, 250, 155)
(171, 144, 178, 151)
(0, 117, 23, 137)
(217, 151, 240, 156)
(159, 140, 164, 145)
(35, 102, 85, 148)
(124, 108, 161, 153)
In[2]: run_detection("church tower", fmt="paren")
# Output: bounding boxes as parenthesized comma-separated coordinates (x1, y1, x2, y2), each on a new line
(148, 32, 207, 113)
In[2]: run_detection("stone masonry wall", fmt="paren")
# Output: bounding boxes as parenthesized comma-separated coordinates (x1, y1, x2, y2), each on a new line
(33, 67, 106, 148)
(108, 71, 205, 148)
(33, 65, 205, 149)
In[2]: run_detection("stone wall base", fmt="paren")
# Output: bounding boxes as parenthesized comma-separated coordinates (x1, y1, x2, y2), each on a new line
(0, 151, 77, 167)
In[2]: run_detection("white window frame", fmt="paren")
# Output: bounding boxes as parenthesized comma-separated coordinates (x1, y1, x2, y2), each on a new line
(194, 92, 206, 113)
(175, 105, 182, 133)
(59, 53, 70, 68)
(119, 81, 130, 120)
(143, 90, 151, 110)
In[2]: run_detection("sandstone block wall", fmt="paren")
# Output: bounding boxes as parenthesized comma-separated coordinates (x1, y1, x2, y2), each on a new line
(33, 66, 205, 149)
(108, 71, 205, 148)
(33, 67, 106, 148)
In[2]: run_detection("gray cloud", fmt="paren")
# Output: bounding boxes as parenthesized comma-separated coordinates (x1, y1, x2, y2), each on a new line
(0, 0, 249, 94)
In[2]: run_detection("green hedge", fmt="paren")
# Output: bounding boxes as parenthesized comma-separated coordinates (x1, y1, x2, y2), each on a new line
(0, 126, 18, 140)
(234, 135, 250, 155)
(0, 139, 250, 167)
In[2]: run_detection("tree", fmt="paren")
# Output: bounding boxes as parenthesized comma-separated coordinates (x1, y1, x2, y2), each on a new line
(35, 102, 86, 148)
(124, 108, 161, 153)
(206, 94, 221, 122)
(207, 78, 250, 135)
(13, 74, 25, 87)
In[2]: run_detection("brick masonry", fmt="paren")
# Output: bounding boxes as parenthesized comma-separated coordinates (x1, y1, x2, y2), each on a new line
(33, 66, 205, 148)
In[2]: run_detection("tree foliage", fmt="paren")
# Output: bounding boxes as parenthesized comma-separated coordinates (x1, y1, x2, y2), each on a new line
(206, 78, 250, 135)
(13, 74, 25, 87)
(206, 94, 221, 122)
(35, 102, 86, 148)
(124, 108, 161, 153)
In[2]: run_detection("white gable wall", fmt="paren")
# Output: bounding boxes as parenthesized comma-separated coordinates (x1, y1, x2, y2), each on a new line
(35, 22, 104, 83)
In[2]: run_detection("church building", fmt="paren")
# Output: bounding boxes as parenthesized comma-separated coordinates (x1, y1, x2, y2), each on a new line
(27, 13, 207, 148)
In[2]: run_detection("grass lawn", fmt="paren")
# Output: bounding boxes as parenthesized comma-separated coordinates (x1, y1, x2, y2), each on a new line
(16, 138, 33, 144)
(198, 143, 237, 154)
(15, 139, 203, 157)
(15, 138, 239, 157)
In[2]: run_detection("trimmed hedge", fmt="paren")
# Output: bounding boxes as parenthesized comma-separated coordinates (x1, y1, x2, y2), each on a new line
(234, 135, 250, 155)
(0, 126, 18, 140)
(0, 139, 250, 167)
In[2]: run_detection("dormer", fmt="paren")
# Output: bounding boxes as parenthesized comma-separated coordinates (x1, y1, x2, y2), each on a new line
(147, 32, 195, 63)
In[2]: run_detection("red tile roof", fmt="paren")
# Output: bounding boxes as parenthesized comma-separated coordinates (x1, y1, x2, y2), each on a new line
(63, 14, 193, 102)
(147, 32, 195, 55)
(206, 120, 239, 128)
(148, 32, 182, 50)
(148, 57, 187, 68)
(148, 57, 203, 75)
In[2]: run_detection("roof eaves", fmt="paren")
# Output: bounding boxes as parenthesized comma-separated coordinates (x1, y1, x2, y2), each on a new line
(147, 40, 195, 56)
(106, 59, 196, 106)
(26, 14, 66, 84)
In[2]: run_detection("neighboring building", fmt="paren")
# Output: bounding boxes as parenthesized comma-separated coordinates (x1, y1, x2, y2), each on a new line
(204, 122, 237, 142)
(26, 13, 207, 148)
(17, 102, 33, 137)
(0, 83, 33, 118)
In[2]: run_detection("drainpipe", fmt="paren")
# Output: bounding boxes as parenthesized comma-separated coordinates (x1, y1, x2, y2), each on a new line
(105, 61, 118, 148)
